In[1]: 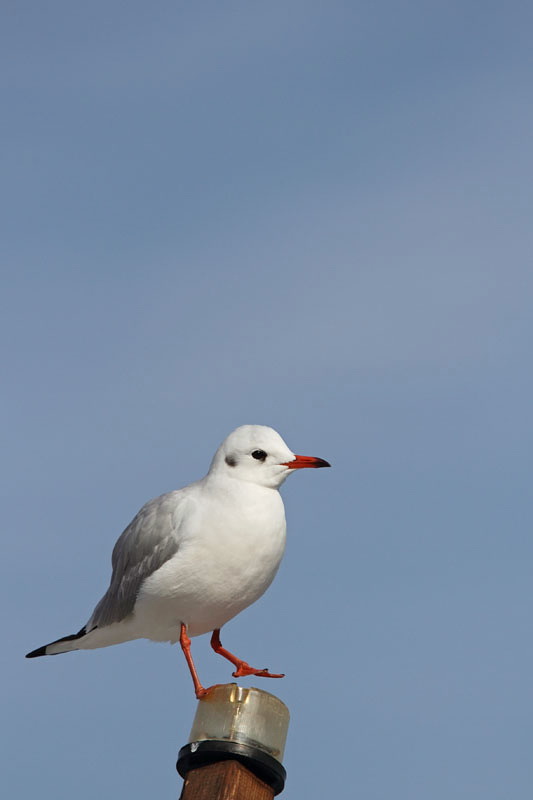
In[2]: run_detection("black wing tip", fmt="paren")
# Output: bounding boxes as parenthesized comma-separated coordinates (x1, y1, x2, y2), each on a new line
(26, 645, 48, 658)
(25, 626, 90, 659)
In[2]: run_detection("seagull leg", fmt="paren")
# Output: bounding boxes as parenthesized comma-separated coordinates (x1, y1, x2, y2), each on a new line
(210, 629, 285, 679)
(179, 623, 220, 699)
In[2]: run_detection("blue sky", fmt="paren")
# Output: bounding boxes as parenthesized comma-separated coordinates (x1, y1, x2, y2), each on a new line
(2, 2, 533, 798)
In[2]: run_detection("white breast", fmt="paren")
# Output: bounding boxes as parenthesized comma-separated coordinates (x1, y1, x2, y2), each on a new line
(134, 480, 287, 640)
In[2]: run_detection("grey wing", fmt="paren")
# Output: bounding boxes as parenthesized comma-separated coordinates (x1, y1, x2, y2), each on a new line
(88, 491, 184, 628)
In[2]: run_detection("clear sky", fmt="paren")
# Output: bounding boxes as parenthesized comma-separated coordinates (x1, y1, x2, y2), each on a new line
(2, 2, 533, 798)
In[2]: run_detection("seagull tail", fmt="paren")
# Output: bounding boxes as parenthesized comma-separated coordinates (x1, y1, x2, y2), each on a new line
(25, 626, 92, 658)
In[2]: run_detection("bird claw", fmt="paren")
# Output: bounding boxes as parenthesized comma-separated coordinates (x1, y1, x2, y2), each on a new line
(195, 683, 224, 699)
(231, 663, 285, 679)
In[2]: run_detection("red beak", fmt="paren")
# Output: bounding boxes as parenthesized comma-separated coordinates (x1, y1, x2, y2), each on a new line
(282, 455, 331, 469)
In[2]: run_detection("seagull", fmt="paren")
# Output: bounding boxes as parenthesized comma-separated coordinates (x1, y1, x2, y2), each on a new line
(26, 425, 330, 697)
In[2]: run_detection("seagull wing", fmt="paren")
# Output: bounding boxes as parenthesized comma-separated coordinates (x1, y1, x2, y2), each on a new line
(88, 490, 187, 628)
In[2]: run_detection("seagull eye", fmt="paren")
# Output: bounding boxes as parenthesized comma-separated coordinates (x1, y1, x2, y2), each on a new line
(251, 449, 267, 461)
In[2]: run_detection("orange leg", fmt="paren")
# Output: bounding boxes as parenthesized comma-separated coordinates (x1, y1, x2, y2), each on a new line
(210, 628, 285, 679)
(179, 623, 220, 699)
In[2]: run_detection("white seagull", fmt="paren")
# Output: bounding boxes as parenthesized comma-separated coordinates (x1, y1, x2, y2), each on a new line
(26, 425, 330, 697)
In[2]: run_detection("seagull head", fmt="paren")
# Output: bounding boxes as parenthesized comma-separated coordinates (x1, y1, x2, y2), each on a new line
(209, 424, 330, 489)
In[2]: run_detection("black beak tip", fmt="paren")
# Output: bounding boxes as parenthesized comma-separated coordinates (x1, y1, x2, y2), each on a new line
(317, 458, 331, 468)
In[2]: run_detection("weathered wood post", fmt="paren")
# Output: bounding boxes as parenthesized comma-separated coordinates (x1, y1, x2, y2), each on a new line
(177, 684, 290, 799)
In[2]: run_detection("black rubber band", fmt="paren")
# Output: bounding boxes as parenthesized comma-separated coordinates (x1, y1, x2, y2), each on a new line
(177, 739, 286, 794)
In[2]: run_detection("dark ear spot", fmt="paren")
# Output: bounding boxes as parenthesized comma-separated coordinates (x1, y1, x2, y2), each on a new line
(225, 454, 237, 467)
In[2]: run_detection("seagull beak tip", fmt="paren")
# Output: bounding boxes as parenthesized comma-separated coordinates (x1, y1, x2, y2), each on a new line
(283, 455, 331, 469)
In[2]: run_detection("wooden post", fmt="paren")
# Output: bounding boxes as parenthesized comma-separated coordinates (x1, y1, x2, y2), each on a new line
(179, 760, 274, 800)
(176, 684, 289, 798)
